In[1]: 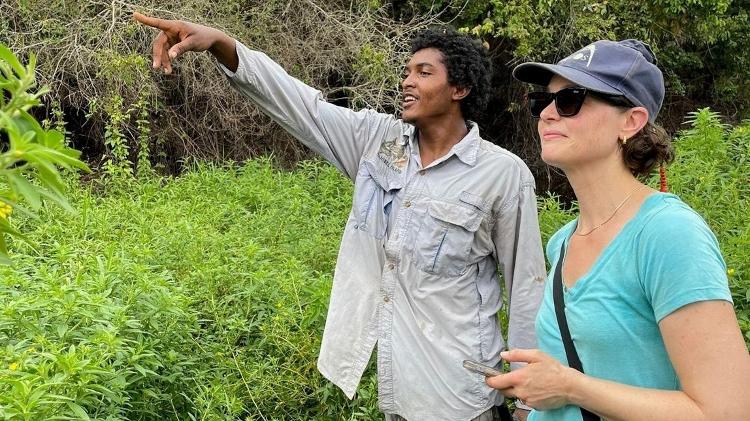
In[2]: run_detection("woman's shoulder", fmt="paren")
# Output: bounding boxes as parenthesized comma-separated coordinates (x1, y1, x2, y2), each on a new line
(545, 219, 578, 262)
(636, 193, 715, 241)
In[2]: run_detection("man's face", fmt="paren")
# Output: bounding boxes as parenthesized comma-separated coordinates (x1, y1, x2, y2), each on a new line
(401, 48, 459, 125)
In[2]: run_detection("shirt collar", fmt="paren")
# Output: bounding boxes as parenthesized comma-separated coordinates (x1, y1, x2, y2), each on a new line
(404, 121, 481, 167)
(451, 121, 481, 166)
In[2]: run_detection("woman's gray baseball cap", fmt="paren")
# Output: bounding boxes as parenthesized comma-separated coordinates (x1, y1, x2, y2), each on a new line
(512, 40, 664, 122)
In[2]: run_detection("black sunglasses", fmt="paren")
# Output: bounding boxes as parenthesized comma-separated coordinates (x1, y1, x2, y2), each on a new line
(527, 87, 634, 118)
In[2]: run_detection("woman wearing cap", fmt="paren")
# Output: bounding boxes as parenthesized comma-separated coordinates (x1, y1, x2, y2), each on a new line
(485, 40, 750, 420)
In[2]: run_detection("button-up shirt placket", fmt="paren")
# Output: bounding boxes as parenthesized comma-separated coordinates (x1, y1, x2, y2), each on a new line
(378, 137, 427, 409)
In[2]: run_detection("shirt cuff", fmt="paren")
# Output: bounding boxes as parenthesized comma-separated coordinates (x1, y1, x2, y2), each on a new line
(218, 41, 249, 79)
(219, 62, 236, 78)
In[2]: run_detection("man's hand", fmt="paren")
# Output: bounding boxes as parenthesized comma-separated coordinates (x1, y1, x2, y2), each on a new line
(132, 12, 238, 73)
(486, 349, 578, 411)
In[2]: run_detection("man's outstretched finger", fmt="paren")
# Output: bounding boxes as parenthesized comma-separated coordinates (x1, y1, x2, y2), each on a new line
(133, 12, 173, 32)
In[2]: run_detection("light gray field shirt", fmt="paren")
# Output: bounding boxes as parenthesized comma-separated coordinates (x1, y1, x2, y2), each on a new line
(223, 42, 546, 420)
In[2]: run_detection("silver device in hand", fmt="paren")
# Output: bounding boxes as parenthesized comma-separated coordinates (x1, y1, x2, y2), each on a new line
(462, 359, 502, 376)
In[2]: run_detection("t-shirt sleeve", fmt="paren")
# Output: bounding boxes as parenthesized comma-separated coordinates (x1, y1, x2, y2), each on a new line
(545, 220, 576, 267)
(637, 203, 732, 322)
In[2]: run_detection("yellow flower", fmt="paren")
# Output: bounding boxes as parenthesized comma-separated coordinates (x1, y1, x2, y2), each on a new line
(8, 362, 18, 371)
(727, 268, 735, 276)
(0, 203, 12, 219)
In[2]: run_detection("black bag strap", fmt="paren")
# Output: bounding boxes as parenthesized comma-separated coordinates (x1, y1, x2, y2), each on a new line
(552, 245, 600, 421)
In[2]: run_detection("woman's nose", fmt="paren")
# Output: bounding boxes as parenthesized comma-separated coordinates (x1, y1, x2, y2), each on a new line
(539, 100, 559, 121)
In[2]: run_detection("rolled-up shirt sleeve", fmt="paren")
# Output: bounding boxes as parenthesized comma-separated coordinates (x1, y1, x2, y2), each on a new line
(492, 178, 546, 369)
(220, 41, 397, 181)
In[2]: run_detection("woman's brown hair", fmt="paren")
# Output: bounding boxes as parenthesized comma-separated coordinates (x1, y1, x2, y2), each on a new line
(621, 122, 674, 177)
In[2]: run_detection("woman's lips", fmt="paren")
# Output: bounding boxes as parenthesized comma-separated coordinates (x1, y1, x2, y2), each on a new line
(542, 130, 567, 140)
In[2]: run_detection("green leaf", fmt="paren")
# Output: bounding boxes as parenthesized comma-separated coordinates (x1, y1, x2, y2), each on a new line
(66, 403, 91, 420)
(0, 44, 25, 77)
(5, 173, 41, 209)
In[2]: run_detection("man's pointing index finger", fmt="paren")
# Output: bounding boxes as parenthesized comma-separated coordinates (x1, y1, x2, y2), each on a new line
(133, 12, 172, 31)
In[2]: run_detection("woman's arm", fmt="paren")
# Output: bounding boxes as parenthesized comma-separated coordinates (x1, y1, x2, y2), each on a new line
(487, 300, 750, 420)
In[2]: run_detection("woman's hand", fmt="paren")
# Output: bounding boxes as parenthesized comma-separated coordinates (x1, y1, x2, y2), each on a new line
(486, 349, 578, 411)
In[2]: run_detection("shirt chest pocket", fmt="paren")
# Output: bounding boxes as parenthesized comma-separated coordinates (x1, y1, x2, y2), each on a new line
(353, 172, 393, 240)
(412, 200, 484, 276)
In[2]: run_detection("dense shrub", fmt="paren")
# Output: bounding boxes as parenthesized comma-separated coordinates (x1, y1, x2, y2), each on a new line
(0, 160, 380, 419)
(661, 109, 750, 343)
(1, 0, 427, 175)
(0, 43, 89, 263)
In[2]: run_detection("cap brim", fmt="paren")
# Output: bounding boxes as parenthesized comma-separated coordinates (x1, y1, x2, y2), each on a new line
(512, 62, 624, 96)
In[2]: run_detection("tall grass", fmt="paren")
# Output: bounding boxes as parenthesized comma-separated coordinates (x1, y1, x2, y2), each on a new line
(0, 110, 747, 419)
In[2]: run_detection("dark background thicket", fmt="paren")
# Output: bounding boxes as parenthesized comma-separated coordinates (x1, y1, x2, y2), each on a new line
(3, 0, 749, 196)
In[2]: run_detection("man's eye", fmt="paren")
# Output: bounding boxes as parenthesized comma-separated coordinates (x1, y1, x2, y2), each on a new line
(420, 72, 430, 76)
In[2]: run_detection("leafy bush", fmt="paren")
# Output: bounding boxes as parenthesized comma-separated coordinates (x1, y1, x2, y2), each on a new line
(0, 43, 89, 263)
(0, 160, 381, 419)
(660, 108, 750, 344)
(402, 0, 750, 118)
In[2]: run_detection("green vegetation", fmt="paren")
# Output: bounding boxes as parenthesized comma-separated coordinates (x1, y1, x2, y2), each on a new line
(410, 0, 750, 116)
(0, 43, 89, 264)
(665, 109, 750, 339)
(0, 110, 747, 419)
(0, 160, 380, 419)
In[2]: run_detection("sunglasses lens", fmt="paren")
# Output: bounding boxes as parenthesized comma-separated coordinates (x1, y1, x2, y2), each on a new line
(555, 88, 587, 116)
(528, 92, 553, 118)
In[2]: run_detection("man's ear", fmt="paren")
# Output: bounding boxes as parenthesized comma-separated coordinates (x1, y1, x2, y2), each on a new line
(452, 86, 471, 101)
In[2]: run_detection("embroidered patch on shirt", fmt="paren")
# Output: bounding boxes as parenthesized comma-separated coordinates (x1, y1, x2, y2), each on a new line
(377, 138, 408, 173)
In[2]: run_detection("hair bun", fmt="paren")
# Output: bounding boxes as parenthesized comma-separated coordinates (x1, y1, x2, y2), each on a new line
(620, 39, 658, 65)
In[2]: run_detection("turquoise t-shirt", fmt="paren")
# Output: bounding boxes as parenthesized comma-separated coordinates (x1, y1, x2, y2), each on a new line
(529, 193, 732, 421)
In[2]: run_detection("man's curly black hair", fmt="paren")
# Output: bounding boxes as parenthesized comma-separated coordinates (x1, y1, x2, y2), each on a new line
(410, 27, 492, 122)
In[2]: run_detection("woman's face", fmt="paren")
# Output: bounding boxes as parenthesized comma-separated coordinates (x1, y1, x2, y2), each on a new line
(537, 75, 629, 171)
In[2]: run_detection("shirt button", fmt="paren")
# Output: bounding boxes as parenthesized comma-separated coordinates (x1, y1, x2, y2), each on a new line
(404, 200, 412, 208)
(388, 263, 395, 270)
(418, 170, 426, 176)
(384, 296, 390, 303)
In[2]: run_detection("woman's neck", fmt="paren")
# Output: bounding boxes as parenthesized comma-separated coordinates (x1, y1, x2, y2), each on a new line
(564, 161, 650, 232)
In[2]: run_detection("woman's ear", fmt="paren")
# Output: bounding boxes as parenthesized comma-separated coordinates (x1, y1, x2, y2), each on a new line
(620, 106, 649, 139)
